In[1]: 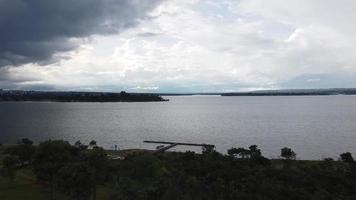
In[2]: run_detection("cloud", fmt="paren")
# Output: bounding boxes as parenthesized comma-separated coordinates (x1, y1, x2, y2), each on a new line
(136, 32, 162, 37)
(281, 73, 356, 89)
(2, 0, 356, 92)
(0, 0, 163, 67)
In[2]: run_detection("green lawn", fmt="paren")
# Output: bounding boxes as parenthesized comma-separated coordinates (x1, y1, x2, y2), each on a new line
(0, 168, 111, 200)
(0, 170, 56, 200)
(0, 147, 142, 200)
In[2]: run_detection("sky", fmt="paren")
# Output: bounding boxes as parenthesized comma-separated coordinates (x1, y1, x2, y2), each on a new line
(1, 0, 356, 93)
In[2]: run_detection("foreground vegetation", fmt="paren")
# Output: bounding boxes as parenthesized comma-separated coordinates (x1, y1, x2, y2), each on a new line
(1, 139, 356, 200)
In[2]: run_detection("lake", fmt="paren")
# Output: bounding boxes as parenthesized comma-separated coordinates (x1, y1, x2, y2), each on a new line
(1, 95, 356, 159)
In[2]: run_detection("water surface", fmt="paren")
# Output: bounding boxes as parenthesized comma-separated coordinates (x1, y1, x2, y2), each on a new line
(1, 95, 356, 159)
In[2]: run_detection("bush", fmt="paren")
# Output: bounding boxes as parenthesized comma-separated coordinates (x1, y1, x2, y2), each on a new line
(4, 143, 36, 166)
(1, 155, 20, 182)
(281, 147, 296, 160)
(55, 163, 92, 200)
(340, 152, 354, 163)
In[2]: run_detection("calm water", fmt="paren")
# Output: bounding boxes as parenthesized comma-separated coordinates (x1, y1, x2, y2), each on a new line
(1, 95, 356, 159)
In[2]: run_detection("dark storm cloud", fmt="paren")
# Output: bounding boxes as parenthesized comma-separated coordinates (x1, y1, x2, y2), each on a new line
(0, 66, 48, 90)
(0, 0, 163, 67)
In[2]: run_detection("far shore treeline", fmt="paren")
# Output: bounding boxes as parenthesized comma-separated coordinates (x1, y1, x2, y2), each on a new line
(2, 88, 356, 103)
(1, 138, 356, 200)
(0, 90, 168, 102)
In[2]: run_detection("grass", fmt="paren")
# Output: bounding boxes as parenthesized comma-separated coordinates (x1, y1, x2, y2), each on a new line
(0, 145, 7, 163)
(0, 146, 144, 200)
(0, 168, 112, 200)
(0, 169, 57, 200)
(105, 149, 153, 157)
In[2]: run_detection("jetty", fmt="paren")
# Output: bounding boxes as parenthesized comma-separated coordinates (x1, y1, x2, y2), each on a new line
(143, 140, 215, 153)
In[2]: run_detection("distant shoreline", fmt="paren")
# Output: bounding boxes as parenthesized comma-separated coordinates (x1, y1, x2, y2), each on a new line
(163, 88, 356, 96)
(221, 89, 356, 96)
(2, 88, 356, 101)
(0, 143, 340, 161)
(0, 90, 168, 102)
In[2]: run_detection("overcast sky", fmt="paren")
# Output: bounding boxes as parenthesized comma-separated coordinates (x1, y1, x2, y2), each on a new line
(1, 0, 356, 92)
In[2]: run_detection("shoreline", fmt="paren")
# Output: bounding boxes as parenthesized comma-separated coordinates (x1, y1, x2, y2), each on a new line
(0, 143, 339, 162)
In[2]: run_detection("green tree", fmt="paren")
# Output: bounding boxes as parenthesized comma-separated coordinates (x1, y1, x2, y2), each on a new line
(4, 142, 36, 166)
(249, 145, 262, 158)
(227, 147, 247, 158)
(340, 152, 354, 163)
(75, 140, 88, 151)
(33, 140, 72, 200)
(18, 138, 34, 145)
(89, 140, 97, 148)
(56, 163, 92, 200)
(202, 145, 215, 154)
(236, 147, 250, 158)
(280, 147, 296, 160)
(1, 155, 20, 185)
(227, 148, 239, 158)
(110, 154, 165, 200)
(84, 147, 109, 200)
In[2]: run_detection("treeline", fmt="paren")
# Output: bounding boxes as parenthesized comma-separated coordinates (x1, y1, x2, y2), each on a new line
(0, 91, 168, 102)
(1, 139, 356, 200)
(222, 88, 356, 96)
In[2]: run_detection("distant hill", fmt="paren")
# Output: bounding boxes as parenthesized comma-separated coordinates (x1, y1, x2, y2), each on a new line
(221, 88, 356, 96)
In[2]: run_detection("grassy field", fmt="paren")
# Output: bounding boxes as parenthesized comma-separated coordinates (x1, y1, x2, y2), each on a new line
(0, 145, 147, 200)
(0, 168, 112, 200)
(0, 168, 69, 200)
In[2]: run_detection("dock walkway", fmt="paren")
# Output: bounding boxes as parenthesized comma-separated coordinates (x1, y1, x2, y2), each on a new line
(144, 140, 215, 153)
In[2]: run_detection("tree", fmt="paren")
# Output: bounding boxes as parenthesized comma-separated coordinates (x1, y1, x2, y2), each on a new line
(340, 152, 354, 163)
(227, 147, 254, 159)
(84, 147, 109, 200)
(1, 155, 20, 184)
(110, 154, 164, 200)
(202, 145, 215, 154)
(56, 163, 92, 200)
(89, 140, 97, 148)
(281, 147, 296, 160)
(237, 148, 250, 158)
(249, 145, 262, 158)
(33, 140, 72, 200)
(18, 138, 34, 145)
(4, 142, 36, 166)
(75, 140, 88, 151)
(227, 148, 239, 158)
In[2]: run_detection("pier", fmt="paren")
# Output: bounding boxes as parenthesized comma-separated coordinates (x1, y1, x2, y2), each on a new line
(143, 140, 215, 153)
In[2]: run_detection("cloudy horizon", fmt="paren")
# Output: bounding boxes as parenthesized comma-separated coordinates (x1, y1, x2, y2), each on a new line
(1, 0, 356, 93)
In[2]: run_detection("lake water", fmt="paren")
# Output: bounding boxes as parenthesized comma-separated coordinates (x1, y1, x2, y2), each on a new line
(1, 95, 356, 159)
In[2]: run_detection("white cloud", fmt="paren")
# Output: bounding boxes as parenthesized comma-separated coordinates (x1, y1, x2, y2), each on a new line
(3, 0, 356, 92)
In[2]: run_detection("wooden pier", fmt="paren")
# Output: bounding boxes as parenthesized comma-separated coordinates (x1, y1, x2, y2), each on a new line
(143, 140, 215, 153)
